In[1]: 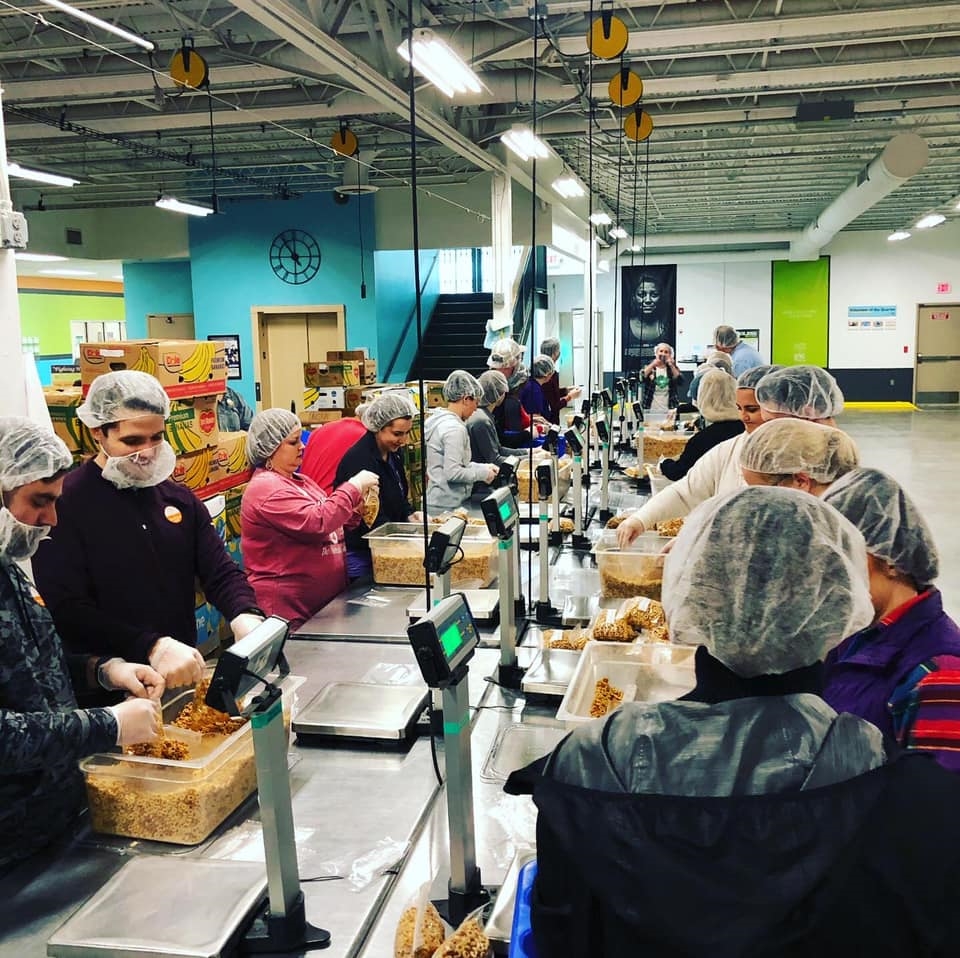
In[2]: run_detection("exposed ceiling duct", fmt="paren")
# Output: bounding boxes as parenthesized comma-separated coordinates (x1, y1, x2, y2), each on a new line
(789, 132, 929, 261)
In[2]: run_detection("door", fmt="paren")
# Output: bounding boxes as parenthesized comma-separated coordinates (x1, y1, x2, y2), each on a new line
(916, 304, 960, 405)
(255, 309, 344, 413)
(147, 313, 196, 339)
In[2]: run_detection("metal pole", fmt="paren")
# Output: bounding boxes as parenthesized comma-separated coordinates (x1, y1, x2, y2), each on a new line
(498, 538, 516, 669)
(441, 678, 477, 900)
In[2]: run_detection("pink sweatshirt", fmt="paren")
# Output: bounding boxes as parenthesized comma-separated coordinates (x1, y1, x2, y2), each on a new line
(240, 468, 362, 631)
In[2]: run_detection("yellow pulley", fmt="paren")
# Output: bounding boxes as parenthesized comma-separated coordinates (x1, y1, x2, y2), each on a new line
(586, 10, 629, 60)
(169, 42, 209, 90)
(330, 127, 359, 157)
(624, 107, 654, 142)
(609, 67, 643, 108)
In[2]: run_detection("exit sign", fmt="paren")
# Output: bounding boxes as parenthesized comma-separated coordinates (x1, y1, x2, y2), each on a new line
(937, 282, 952, 294)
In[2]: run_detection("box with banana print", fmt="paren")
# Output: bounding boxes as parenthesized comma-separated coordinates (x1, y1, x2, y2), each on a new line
(172, 431, 252, 496)
(164, 395, 220, 454)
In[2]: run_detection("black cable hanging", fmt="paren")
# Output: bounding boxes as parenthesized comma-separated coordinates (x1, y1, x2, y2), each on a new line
(584, 0, 595, 472)
(207, 88, 218, 212)
(611, 52, 626, 461)
(356, 148, 367, 299)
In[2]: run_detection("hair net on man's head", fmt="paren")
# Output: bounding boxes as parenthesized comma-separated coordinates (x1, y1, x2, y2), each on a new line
(737, 364, 783, 391)
(487, 338, 524, 370)
(442, 370, 482, 403)
(361, 392, 418, 432)
(0, 417, 72, 492)
(246, 408, 301, 466)
(507, 364, 529, 392)
(663, 487, 873, 677)
(705, 351, 733, 374)
(695, 369, 739, 423)
(712, 325, 739, 349)
(530, 355, 556, 379)
(479, 370, 509, 406)
(77, 371, 171, 428)
(756, 365, 844, 420)
(824, 468, 938, 587)
(741, 419, 859, 484)
(354, 402, 369, 421)
(540, 337, 561, 359)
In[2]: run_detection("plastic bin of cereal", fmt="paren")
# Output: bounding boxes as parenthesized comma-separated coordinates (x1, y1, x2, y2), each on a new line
(81, 674, 304, 845)
(364, 522, 498, 587)
(593, 530, 672, 600)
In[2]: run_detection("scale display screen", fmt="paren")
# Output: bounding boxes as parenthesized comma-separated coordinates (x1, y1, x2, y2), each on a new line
(440, 620, 467, 658)
(407, 593, 480, 687)
(498, 500, 512, 522)
(481, 486, 519, 540)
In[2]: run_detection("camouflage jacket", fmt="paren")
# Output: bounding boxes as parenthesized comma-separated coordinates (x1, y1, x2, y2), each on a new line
(0, 559, 117, 870)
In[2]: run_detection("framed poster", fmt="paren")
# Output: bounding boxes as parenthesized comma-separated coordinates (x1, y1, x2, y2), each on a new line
(208, 333, 241, 380)
(620, 264, 677, 372)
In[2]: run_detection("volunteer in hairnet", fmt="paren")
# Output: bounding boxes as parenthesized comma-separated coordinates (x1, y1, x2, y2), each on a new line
(511, 487, 960, 956)
(334, 391, 422, 581)
(739, 418, 859, 494)
(821, 468, 960, 772)
(467, 370, 529, 499)
(241, 409, 378, 628)
(424, 370, 498, 511)
(0, 417, 162, 870)
(756, 365, 843, 426)
(33, 371, 264, 691)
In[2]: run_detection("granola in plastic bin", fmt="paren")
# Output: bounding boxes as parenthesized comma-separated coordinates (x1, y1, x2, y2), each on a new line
(543, 627, 591, 651)
(590, 609, 638, 642)
(616, 596, 667, 633)
(394, 882, 445, 958)
(656, 517, 684, 537)
(590, 677, 626, 717)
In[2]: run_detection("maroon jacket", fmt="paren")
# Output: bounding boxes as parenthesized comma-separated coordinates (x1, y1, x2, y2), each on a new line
(542, 372, 570, 425)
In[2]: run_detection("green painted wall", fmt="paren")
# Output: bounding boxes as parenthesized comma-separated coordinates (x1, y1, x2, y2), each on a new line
(771, 258, 830, 366)
(19, 291, 125, 354)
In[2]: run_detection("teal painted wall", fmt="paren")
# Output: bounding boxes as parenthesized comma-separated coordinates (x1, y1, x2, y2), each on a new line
(187, 193, 376, 406)
(122, 260, 194, 338)
(375, 249, 440, 382)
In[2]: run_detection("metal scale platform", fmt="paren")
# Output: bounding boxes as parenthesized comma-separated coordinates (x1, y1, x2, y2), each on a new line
(405, 587, 500, 623)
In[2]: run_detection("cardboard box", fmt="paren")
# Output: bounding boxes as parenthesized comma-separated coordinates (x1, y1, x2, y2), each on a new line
(44, 387, 96, 454)
(303, 363, 343, 388)
(80, 339, 227, 399)
(304, 359, 377, 387)
(300, 410, 342, 426)
(172, 432, 251, 496)
(165, 395, 220, 454)
(405, 380, 446, 409)
(326, 349, 368, 361)
(222, 482, 247, 541)
(303, 386, 345, 410)
(343, 387, 364, 415)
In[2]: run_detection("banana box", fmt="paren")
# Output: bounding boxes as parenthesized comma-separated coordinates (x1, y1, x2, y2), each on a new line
(44, 388, 96, 454)
(165, 395, 220, 454)
(222, 482, 247, 541)
(204, 431, 252, 496)
(303, 387, 344, 411)
(79, 339, 227, 399)
(301, 410, 342, 426)
(343, 387, 364, 415)
(304, 359, 377, 387)
(224, 535, 244, 569)
(404, 381, 446, 408)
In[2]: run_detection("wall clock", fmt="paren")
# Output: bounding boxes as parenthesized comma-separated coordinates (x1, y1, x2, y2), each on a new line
(269, 229, 321, 285)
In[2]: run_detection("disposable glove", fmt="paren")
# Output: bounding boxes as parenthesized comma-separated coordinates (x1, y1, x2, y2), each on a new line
(230, 613, 264, 641)
(347, 470, 380, 495)
(148, 636, 205, 688)
(108, 697, 161, 746)
(99, 658, 165, 700)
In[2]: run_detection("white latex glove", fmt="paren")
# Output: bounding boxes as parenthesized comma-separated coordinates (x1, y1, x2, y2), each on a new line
(99, 658, 165, 700)
(616, 513, 646, 548)
(408, 511, 423, 522)
(347, 470, 379, 496)
(108, 697, 161, 746)
(566, 386, 583, 401)
(484, 464, 500, 484)
(148, 636, 205, 688)
(230, 613, 264, 641)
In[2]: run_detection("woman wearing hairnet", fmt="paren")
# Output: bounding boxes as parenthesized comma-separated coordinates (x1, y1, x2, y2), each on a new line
(424, 371, 498, 511)
(510, 487, 960, 956)
(659, 369, 743, 480)
(495, 364, 536, 448)
(241, 409, 379, 629)
(519, 354, 557, 423)
(756, 365, 844, 426)
(686, 349, 733, 403)
(333, 392, 422, 581)
(539, 337, 582, 424)
(467, 371, 527, 498)
(821, 468, 960, 772)
(0, 418, 164, 869)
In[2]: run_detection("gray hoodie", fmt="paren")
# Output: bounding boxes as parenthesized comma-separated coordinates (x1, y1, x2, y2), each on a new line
(424, 408, 490, 509)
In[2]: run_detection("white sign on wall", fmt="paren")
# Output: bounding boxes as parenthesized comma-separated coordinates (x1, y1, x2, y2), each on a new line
(846, 304, 896, 330)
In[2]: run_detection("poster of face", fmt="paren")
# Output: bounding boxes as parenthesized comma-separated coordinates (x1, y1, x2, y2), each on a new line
(621, 264, 677, 372)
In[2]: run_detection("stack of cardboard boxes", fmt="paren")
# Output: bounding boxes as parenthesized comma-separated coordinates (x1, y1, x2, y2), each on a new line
(302, 349, 378, 425)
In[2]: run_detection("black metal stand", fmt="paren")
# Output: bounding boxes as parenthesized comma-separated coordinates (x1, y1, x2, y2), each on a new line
(498, 661, 526, 689)
(433, 872, 491, 928)
(598, 508, 614, 523)
(243, 892, 330, 954)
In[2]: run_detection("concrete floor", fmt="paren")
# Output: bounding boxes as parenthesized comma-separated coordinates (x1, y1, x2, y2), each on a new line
(839, 408, 960, 619)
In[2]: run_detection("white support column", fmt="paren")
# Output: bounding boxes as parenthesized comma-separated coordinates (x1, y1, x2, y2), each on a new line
(490, 172, 513, 331)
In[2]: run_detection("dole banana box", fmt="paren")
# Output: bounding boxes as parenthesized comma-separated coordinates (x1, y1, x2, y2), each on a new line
(204, 431, 252, 495)
(80, 339, 227, 399)
(165, 395, 220, 454)
(303, 387, 345, 411)
(301, 410, 342, 426)
(404, 380, 446, 409)
(303, 359, 377, 387)
(44, 388, 96, 454)
(222, 482, 248, 541)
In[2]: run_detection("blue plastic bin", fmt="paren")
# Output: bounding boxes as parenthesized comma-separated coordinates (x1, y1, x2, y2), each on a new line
(508, 858, 540, 958)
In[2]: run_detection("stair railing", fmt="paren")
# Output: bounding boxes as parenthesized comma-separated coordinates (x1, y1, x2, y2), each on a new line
(382, 251, 440, 383)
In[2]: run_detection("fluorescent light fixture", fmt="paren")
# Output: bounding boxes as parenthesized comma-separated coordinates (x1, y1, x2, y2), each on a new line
(8, 162, 78, 187)
(37, 0, 154, 51)
(609, 226, 628, 240)
(589, 212, 612, 226)
(500, 125, 549, 162)
(915, 213, 946, 229)
(397, 28, 482, 98)
(628, 245, 644, 253)
(14, 251, 69, 262)
(155, 195, 214, 217)
(38, 268, 96, 276)
(887, 230, 911, 242)
(552, 175, 585, 199)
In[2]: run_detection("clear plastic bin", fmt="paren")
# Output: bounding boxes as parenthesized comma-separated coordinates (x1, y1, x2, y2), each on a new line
(516, 457, 572, 503)
(364, 522, 498, 587)
(645, 463, 672, 495)
(593, 530, 672, 599)
(638, 429, 693, 463)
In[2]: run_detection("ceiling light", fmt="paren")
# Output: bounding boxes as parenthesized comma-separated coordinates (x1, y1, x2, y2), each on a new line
(14, 251, 69, 262)
(38, 268, 96, 276)
(37, 0, 154, 51)
(8, 162, 78, 187)
(628, 245, 643, 253)
(609, 226, 628, 240)
(552, 175, 585, 199)
(915, 213, 946, 229)
(887, 230, 911, 242)
(500, 125, 549, 162)
(397, 28, 482, 98)
(589, 212, 612, 226)
(155, 195, 214, 217)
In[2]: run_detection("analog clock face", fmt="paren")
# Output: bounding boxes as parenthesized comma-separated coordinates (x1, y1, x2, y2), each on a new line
(269, 229, 321, 285)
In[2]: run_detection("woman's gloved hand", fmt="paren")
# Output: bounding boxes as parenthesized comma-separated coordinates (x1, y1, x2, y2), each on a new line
(230, 613, 264, 641)
(347, 470, 380, 496)
(148, 636, 205, 688)
(108, 697, 161, 746)
(99, 658, 165, 700)
(484, 464, 499, 484)
(616, 513, 646, 547)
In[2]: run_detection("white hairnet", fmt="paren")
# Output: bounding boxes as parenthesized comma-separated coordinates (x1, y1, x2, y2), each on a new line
(77, 371, 171, 428)
(479, 370, 509, 406)
(361, 392, 418, 432)
(354, 402, 370, 421)
(663, 487, 873, 677)
(442, 370, 482, 403)
(705, 351, 733, 374)
(824, 467, 938, 586)
(540, 337, 561, 359)
(740, 419, 859, 484)
(755, 365, 844, 420)
(246, 408, 300, 466)
(507, 364, 529, 391)
(696, 369, 739, 422)
(487, 338, 524, 370)
(712, 325, 739, 349)
(0, 417, 72, 491)
(530, 354, 556, 379)
(737, 364, 783, 390)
